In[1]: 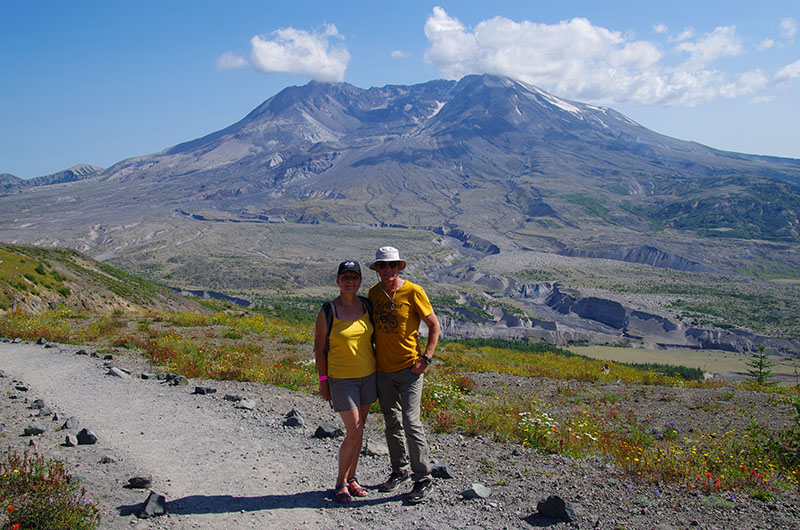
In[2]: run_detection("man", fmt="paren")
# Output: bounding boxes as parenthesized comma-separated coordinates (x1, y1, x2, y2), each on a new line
(368, 246, 441, 504)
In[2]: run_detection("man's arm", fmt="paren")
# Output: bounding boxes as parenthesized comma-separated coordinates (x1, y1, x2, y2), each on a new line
(411, 311, 440, 374)
(421, 311, 440, 358)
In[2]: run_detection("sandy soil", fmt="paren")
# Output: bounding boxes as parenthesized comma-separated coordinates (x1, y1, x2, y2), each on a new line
(1, 341, 799, 530)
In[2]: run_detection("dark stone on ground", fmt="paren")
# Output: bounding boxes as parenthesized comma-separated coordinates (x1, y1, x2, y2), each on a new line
(128, 476, 153, 489)
(137, 491, 167, 518)
(76, 428, 98, 445)
(537, 494, 577, 522)
(24, 422, 46, 436)
(194, 386, 217, 395)
(314, 423, 343, 438)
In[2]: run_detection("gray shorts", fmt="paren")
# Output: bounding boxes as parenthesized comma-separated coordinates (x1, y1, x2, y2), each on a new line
(329, 372, 377, 412)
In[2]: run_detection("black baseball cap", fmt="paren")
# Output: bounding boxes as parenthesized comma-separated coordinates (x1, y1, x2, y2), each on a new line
(337, 260, 361, 277)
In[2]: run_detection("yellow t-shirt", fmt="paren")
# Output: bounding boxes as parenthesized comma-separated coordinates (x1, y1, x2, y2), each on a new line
(327, 312, 376, 379)
(368, 280, 434, 372)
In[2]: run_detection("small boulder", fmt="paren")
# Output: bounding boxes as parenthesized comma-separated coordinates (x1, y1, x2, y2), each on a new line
(537, 495, 577, 522)
(462, 483, 491, 499)
(314, 423, 343, 438)
(62, 416, 79, 430)
(65, 434, 78, 447)
(24, 422, 46, 436)
(236, 399, 256, 410)
(364, 440, 390, 456)
(141, 372, 158, 380)
(128, 476, 153, 489)
(170, 376, 189, 386)
(36, 337, 47, 345)
(31, 398, 46, 409)
(107, 367, 128, 378)
(76, 428, 98, 445)
(223, 394, 243, 402)
(431, 463, 454, 479)
(37, 407, 53, 417)
(75, 349, 88, 355)
(137, 491, 167, 518)
(194, 386, 217, 395)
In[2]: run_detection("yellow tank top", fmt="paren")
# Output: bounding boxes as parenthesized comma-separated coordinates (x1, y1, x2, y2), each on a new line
(328, 312, 376, 378)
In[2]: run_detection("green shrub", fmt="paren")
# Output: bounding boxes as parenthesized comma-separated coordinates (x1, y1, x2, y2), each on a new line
(0, 449, 100, 530)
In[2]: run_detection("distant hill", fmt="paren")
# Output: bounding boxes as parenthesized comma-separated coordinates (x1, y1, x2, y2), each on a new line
(0, 165, 103, 193)
(0, 244, 204, 315)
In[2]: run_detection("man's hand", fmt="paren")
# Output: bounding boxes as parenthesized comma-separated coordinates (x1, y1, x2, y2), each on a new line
(410, 357, 428, 375)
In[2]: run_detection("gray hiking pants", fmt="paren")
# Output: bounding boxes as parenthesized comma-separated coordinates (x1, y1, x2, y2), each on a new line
(376, 368, 432, 483)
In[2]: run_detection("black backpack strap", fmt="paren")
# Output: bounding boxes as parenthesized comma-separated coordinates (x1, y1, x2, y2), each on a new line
(322, 301, 334, 357)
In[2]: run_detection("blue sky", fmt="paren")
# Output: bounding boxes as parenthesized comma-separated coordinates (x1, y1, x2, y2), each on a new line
(1, 1, 798, 178)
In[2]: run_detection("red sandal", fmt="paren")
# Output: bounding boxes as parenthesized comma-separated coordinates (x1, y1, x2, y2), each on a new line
(347, 477, 368, 497)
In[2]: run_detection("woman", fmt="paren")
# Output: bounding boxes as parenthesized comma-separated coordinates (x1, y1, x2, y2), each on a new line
(314, 260, 377, 503)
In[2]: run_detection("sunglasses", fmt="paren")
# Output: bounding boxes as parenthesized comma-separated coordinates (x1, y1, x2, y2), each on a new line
(377, 261, 400, 269)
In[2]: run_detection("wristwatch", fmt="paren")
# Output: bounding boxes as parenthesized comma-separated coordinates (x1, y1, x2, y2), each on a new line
(422, 355, 433, 365)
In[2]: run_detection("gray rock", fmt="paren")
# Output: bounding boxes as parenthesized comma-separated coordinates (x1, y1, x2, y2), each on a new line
(537, 494, 577, 522)
(431, 463, 454, 479)
(141, 372, 158, 380)
(314, 423, 343, 438)
(12, 338, 21, 343)
(98, 456, 116, 464)
(286, 408, 304, 419)
(128, 476, 153, 489)
(137, 491, 167, 518)
(65, 434, 78, 447)
(75, 349, 88, 355)
(462, 483, 491, 499)
(283, 415, 304, 427)
(107, 367, 128, 378)
(223, 394, 243, 402)
(236, 399, 257, 410)
(194, 386, 217, 395)
(170, 375, 189, 386)
(36, 337, 47, 345)
(76, 428, 98, 445)
(365, 440, 390, 456)
(44, 343, 56, 348)
(31, 398, 46, 409)
(103, 354, 114, 360)
(24, 422, 46, 436)
(37, 407, 53, 417)
(14, 384, 28, 392)
(62, 416, 79, 430)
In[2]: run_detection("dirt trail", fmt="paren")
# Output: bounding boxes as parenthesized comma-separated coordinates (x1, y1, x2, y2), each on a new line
(0, 342, 351, 529)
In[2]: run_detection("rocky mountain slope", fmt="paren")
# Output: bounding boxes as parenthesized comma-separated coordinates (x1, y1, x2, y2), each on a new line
(1, 76, 798, 353)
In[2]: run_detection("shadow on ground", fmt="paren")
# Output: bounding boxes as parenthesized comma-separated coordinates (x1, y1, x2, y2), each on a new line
(118, 488, 404, 515)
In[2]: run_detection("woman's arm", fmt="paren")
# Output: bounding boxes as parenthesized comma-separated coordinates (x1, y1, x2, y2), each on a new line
(313, 309, 331, 401)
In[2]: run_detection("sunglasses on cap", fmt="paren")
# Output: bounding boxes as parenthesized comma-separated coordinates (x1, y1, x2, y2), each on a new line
(377, 261, 400, 269)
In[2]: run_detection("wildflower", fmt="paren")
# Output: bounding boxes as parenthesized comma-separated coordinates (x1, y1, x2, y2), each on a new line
(6, 504, 14, 512)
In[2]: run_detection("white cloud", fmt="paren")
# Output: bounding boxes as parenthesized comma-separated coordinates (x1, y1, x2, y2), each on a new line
(669, 28, 695, 43)
(422, 7, 787, 107)
(674, 26, 743, 69)
(249, 24, 350, 82)
(775, 59, 800, 82)
(391, 50, 410, 59)
(720, 70, 768, 98)
(780, 17, 797, 40)
(653, 23, 668, 34)
(216, 52, 248, 71)
(757, 38, 775, 51)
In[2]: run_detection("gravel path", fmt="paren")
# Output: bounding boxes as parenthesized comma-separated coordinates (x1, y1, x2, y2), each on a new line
(1, 341, 799, 529)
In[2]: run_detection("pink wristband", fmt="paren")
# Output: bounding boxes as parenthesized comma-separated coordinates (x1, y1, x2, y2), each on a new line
(318, 375, 328, 381)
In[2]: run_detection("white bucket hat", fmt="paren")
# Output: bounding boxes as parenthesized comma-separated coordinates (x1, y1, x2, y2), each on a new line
(369, 246, 407, 271)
